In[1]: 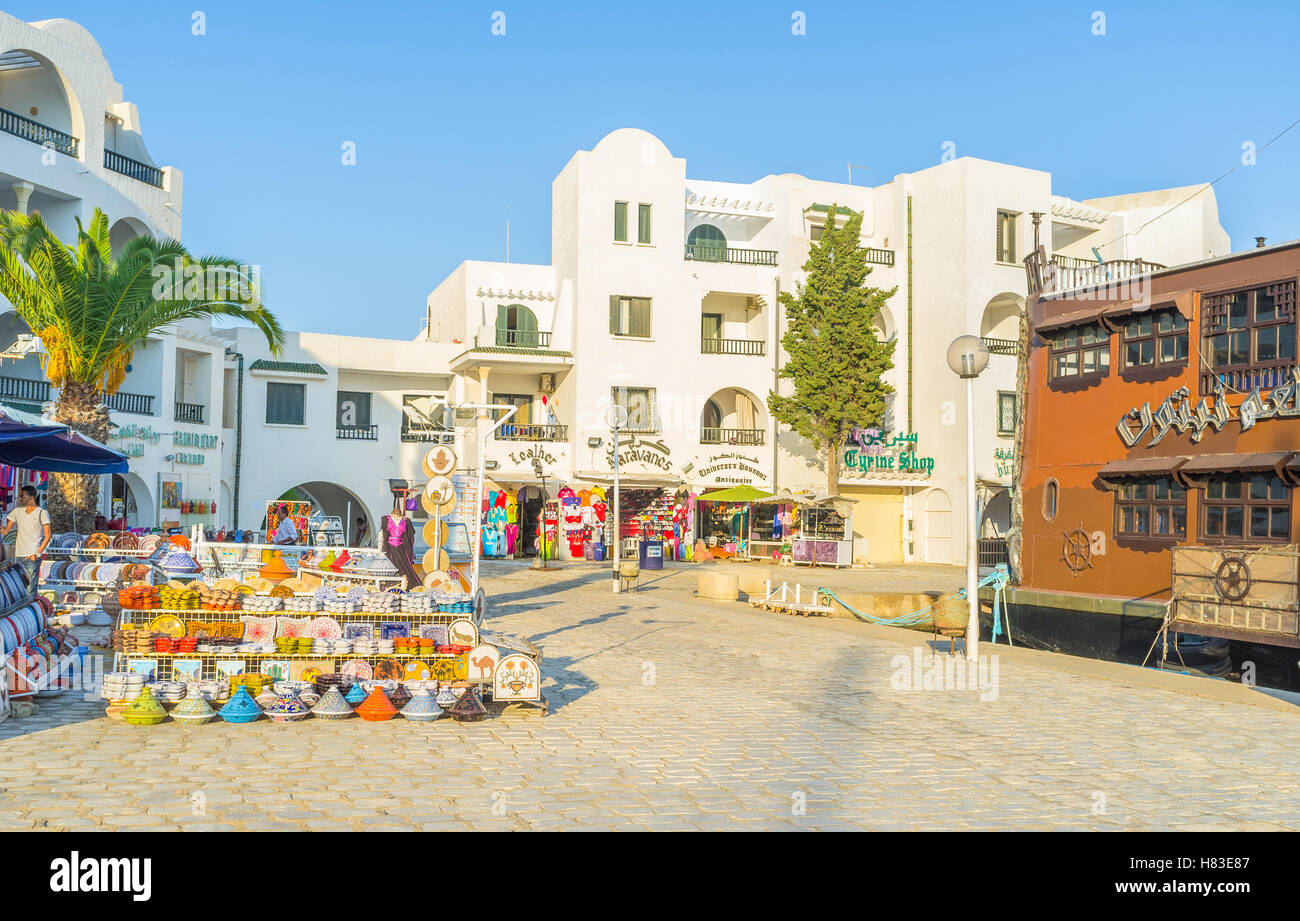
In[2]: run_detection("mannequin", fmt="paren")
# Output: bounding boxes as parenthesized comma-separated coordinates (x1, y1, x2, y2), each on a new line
(382, 498, 421, 589)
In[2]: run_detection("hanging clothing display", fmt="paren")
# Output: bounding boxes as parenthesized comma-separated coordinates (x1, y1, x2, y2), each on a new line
(382, 513, 420, 587)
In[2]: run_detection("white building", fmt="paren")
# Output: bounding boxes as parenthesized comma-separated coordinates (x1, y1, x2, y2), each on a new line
(0, 14, 224, 532)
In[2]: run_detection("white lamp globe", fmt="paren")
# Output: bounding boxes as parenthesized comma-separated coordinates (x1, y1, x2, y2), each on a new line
(946, 335, 990, 379)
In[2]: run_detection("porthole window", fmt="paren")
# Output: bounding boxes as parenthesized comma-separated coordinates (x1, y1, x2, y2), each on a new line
(1042, 478, 1059, 521)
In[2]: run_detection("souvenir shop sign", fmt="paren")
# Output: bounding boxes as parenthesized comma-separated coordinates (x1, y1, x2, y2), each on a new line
(607, 434, 672, 473)
(173, 432, 219, 449)
(113, 424, 162, 444)
(1117, 374, 1300, 448)
(503, 443, 565, 471)
(849, 428, 919, 451)
(842, 427, 934, 477)
(697, 451, 765, 485)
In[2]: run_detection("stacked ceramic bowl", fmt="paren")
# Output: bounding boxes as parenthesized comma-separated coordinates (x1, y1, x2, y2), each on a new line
(401, 593, 436, 614)
(323, 597, 360, 614)
(313, 638, 353, 656)
(241, 595, 283, 613)
(196, 638, 241, 654)
(351, 637, 395, 656)
(361, 592, 400, 614)
(234, 641, 276, 655)
(283, 595, 322, 613)
(185, 678, 228, 701)
(101, 672, 146, 701)
(146, 681, 188, 706)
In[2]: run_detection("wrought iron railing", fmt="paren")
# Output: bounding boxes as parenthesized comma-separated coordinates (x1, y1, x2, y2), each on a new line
(337, 424, 379, 440)
(701, 427, 765, 446)
(0, 106, 78, 157)
(104, 149, 164, 188)
(174, 401, 205, 424)
(862, 247, 894, 266)
(0, 375, 50, 403)
(102, 391, 154, 415)
(684, 244, 779, 266)
(701, 337, 766, 356)
(496, 423, 568, 442)
(982, 337, 1018, 356)
(494, 328, 551, 348)
(401, 427, 455, 444)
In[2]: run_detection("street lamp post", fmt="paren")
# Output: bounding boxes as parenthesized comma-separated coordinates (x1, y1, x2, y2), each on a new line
(946, 335, 990, 661)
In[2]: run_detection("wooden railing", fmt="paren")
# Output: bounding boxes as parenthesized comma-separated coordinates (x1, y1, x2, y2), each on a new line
(684, 244, 779, 266)
(104, 149, 164, 187)
(102, 391, 154, 415)
(0, 106, 78, 157)
(494, 328, 551, 348)
(1024, 249, 1164, 296)
(495, 423, 568, 442)
(0, 375, 50, 403)
(701, 427, 765, 446)
(174, 401, 205, 424)
(701, 337, 766, 356)
(337, 424, 379, 440)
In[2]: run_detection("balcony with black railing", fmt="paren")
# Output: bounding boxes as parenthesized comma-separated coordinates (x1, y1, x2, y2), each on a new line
(104, 149, 164, 188)
(101, 391, 154, 415)
(0, 375, 50, 403)
(0, 107, 78, 157)
(982, 337, 1018, 356)
(337, 424, 379, 441)
(701, 337, 766, 357)
(174, 402, 205, 424)
(684, 243, 779, 266)
(862, 247, 895, 266)
(495, 423, 568, 442)
(401, 426, 455, 444)
(494, 328, 551, 348)
(701, 427, 765, 446)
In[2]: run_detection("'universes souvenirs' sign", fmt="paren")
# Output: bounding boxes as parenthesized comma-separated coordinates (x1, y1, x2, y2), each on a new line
(1117, 370, 1300, 447)
(697, 450, 764, 485)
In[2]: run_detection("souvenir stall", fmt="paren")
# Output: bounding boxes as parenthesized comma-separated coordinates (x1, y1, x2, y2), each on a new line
(787, 495, 853, 568)
(264, 498, 313, 544)
(99, 439, 546, 724)
(611, 488, 687, 566)
(695, 485, 774, 561)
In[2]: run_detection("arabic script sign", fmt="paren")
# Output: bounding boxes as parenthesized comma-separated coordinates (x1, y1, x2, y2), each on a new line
(1117, 369, 1300, 447)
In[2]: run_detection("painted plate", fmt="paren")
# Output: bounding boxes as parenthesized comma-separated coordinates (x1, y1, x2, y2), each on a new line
(422, 445, 458, 478)
(373, 658, 402, 681)
(420, 548, 451, 574)
(147, 614, 186, 638)
(340, 659, 373, 681)
(306, 616, 343, 640)
(423, 475, 455, 506)
(403, 660, 431, 681)
(419, 624, 449, 644)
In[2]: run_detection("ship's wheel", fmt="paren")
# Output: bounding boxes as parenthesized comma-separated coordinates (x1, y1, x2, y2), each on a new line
(1214, 556, 1252, 602)
(1061, 526, 1092, 576)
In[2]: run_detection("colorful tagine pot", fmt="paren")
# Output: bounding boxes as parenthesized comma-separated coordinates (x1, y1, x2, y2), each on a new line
(449, 687, 487, 723)
(344, 682, 368, 706)
(434, 685, 458, 709)
(388, 684, 412, 710)
(310, 686, 354, 720)
(218, 686, 263, 724)
(255, 690, 280, 711)
(355, 686, 398, 722)
(266, 688, 311, 723)
(400, 688, 443, 723)
(171, 692, 216, 725)
(122, 686, 168, 726)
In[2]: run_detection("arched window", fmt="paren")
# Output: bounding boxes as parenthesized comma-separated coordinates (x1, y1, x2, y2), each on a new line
(701, 399, 722, 430)
(496, 304, 539, 347)
(687, 225, 727, 261)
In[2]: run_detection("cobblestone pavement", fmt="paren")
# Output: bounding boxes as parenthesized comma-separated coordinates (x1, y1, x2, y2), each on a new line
(3, 561, 1299, 831)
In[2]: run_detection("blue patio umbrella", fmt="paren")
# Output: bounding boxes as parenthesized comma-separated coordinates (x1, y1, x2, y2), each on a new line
(0, 406, 128, 474)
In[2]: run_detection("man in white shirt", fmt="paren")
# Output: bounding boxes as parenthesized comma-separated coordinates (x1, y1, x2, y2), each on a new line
(272, 504, 299, 545)
(1, 485, 51, 588)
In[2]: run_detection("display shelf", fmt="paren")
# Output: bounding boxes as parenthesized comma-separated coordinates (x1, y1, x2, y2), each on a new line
(110, 650, 477, 683)
(45, 547, 155, 558)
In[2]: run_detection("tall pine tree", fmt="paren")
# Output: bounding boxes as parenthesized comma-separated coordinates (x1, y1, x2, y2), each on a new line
(768, 207, 897, 492)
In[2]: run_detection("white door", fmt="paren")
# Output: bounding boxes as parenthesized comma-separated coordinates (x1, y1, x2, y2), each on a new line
(924, 488, 952, 563)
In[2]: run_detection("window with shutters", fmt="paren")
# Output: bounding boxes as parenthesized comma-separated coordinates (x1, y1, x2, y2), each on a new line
(996, 210, 1017, 264)
(614, 201, 628, 242)
(336, 390, 372, 428)
(1200, 280, 1297, 394)
(638, 203, 652, 244)
(611, 386, 659, 432)
(996, 391, 1017, 436)
(495, 304, 541, 347)
(609, 295, 652, 338)
(266, 382, 305, 426)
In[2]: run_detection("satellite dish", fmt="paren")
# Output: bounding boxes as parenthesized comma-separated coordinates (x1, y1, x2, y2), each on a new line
(605, 404, 628, 429)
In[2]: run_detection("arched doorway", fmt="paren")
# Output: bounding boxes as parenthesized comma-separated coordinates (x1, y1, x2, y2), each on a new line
(981, 488, 1011, 538)
(980, 292, 1025, 343)
(109, 217, 152, 258)
(699, 387, 765, 445)
(495, 304, 539, 347)
(110, 472, 154, 529)
(687, 224, 727, 260)
(269, 481, 373, 546)
(923, 488, 952, 563)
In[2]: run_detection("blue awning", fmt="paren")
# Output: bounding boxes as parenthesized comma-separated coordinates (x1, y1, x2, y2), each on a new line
(0, 407, 128, 474)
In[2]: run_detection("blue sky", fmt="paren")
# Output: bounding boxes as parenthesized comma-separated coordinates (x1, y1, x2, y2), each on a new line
(16, 0, 1300, 337)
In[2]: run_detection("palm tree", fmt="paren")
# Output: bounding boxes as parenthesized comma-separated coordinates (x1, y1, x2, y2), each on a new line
(0, 208, 284, 532)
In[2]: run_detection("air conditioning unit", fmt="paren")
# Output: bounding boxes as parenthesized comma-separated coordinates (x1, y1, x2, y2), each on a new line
(539, 373, 555, 394)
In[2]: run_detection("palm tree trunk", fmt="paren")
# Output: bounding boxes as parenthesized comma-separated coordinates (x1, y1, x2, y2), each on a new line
(48, 381, 111, 534)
